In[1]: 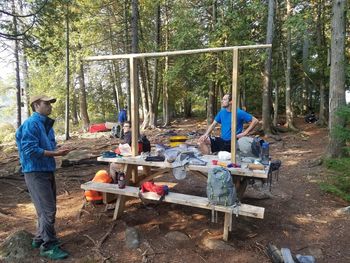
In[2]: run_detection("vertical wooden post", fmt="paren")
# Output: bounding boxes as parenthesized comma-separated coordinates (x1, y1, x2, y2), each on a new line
(231, 48, 239, 164)
(130, 57, 139, 156)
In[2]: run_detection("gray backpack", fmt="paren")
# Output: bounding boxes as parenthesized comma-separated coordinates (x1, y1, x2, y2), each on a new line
(207, 167, 237, 206)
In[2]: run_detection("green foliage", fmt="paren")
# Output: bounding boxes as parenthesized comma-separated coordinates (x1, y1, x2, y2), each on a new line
(332, 105, 350, 153)
(321, 158, 350, 202)
(0, 123, 15, 143)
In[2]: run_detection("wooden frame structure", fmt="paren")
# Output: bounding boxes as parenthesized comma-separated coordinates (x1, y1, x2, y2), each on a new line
(85, 44, 271, 162)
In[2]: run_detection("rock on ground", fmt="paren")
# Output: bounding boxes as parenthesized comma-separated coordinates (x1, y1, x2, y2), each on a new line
(0, 230, 33, 262)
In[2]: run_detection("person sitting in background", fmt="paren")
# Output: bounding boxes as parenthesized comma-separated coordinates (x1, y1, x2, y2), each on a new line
(110, 121, 132, 182)
(198, 93, 258, 154)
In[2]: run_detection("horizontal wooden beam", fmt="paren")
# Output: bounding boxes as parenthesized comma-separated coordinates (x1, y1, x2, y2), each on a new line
(84, 44, 272, 62)
(97, 156, 268, 179)
(81, 182, 264, 219)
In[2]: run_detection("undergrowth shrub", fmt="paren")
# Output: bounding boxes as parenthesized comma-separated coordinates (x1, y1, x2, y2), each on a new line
(321, 106, 350, 202)
(321, 158, 350, 202)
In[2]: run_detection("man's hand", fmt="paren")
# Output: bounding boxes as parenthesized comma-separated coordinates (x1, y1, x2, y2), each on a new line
(198, 134, 209, 143)
(44, 147, 75, 157)
(56, 148, 72, 156)
(236, 132, 246, 139)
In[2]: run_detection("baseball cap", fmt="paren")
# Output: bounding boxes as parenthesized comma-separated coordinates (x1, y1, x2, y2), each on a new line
(30, 95, 57, 105)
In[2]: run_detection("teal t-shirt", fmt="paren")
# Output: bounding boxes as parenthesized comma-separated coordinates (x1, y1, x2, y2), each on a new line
(214, 108, 252, 141)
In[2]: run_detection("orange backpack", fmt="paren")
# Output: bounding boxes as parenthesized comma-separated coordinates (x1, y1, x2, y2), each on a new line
(84, 170, 112, 202)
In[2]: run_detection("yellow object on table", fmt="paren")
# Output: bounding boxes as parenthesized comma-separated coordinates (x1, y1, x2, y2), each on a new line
(169, 136, 188, 147)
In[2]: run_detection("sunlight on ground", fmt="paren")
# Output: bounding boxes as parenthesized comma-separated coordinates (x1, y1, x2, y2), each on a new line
(282, 148, 314, 155)
(284, 160, 300, 166)
(15, 203, 35, 215)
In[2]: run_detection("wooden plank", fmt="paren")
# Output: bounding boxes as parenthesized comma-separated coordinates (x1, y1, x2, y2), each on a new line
(231, 48, 239, 164)
(84, 44, 272, 61)
(186, 164, 268, 179)
(130, 57, 139, 157)
(113, 195, 126, 220)
(81, 182, 265, 219)
(97, 156, 268, 179)
(223, 213, 231, 241)
(97, 156, 172, 168)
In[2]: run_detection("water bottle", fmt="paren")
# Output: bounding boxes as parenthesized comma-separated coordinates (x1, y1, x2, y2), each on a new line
(118, 172, 126, 189)
(260, 142, 270, 165)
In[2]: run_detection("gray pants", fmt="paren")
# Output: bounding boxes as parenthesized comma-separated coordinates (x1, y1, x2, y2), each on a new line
(24, 172, 58, 249)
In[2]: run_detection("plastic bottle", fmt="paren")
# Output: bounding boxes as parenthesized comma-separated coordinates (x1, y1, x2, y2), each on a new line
(260, 142, 270, 165)
(118, 172, 126, 189)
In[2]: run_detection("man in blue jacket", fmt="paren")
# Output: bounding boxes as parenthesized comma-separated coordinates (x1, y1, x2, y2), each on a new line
(16, 95, 72, 260)
(118, 106, 128, 124)
(198, 94, 258, 154)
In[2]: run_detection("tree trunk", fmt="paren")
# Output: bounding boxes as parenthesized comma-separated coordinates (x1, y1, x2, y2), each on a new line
(316, 0, 327, 126)
(64, 2, 70, 140)
(302, 31, 310, 114)
(284, 0, 298, 131)
(21, 45, 30, 119)
(124, 0, 131, 119)
(106, 7, 122, 116)
(12, 0, 21, 127)
(273, 81, 279, 126)
(149, 3, 161, 128)
(207, 0, 217, 126)
(19, 0, 29, 119)
(140, 59, 150, 129)
(327, 0, 347, 158)
(71, 87, 78, 125)
(109, 65, 118, 114)
(262, 0, 275, 135)
(184, 96, 192, 118)
(162, 0, 170, 126)
(79, 63, 90, 131)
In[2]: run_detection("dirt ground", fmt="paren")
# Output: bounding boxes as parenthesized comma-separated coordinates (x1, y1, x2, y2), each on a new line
(0, 118, 349, 263)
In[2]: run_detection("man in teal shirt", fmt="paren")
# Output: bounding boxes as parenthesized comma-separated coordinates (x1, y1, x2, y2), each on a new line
(198, 94, 258, 154)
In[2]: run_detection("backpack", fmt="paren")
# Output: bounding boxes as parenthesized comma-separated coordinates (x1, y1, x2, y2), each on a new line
(207, 167, 237, 206)
(85, 170, 112, 203)
(251, 137, 265, 157)
(111, 124, 122, 138)
(140, 135, 151, 153)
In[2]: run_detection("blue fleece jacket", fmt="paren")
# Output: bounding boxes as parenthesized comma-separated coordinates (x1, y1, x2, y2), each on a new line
(16, 112, 57, 173)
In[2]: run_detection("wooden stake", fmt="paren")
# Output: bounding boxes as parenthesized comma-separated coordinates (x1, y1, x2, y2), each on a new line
(231, 48, 239, 164)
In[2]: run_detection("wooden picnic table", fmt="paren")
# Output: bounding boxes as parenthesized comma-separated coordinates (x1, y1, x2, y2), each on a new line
(80, 154, 269, 241)
(97, 154, 269, 202)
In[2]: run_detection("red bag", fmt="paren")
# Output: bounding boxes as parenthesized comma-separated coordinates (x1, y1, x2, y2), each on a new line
(89, 123, 108, 133)
(141, 181, 165, 196)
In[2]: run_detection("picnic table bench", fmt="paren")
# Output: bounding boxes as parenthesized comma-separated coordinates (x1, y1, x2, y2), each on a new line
(81, 154, 268, 241)
(81, 181, 265, 241)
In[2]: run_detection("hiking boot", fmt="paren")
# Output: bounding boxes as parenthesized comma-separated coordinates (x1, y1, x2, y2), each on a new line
(31, 240, 43, 249)
(32, 239, 61, 249)
(40, 245, 69, 260)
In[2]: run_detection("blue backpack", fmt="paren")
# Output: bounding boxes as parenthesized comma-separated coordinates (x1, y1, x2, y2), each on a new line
(207, 167, 237, 206)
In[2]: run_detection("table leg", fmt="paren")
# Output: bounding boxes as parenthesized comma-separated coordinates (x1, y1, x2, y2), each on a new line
(234, 177, 248, 200)
(223, 212, 231, 241)
(142, 166, 151, 177)
(111, 164, 134, 220)
(113, 195, 126, 220)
